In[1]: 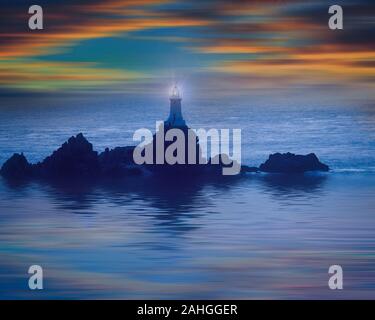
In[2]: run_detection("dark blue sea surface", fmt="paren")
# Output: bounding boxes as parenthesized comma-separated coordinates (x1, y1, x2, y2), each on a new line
(0, 96, 374, 299)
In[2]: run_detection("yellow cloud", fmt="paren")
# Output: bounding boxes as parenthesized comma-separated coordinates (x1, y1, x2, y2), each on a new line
(0, 60, 141, 91)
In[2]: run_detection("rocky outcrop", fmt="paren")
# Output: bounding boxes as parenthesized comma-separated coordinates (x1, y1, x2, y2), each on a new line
(0, 153, 32, 179)
(34, 133, 100, 178)
(1, 134, 330, 181)
(259, 152, 329, 173)
(98, 146, 143, 177)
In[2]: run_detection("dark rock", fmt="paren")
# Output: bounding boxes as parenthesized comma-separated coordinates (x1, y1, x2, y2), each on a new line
(0, 132, 330, 182)
(259, 152, 329, 173)
(98, 146, 142, 177)
(34, 133, 100, 178)
(0, 153, 32, 179)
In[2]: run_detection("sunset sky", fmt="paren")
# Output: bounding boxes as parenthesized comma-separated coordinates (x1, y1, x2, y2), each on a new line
(0, 0, 374, 100)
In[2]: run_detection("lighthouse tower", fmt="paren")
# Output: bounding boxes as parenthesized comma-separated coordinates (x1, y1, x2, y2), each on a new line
(165, 85, 186, 128)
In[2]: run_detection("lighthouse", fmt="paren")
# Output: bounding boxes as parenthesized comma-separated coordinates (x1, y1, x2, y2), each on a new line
(165, 85, 186, 128)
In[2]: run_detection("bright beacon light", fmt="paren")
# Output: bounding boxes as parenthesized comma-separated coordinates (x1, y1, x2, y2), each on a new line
(170, 85, 181, 99)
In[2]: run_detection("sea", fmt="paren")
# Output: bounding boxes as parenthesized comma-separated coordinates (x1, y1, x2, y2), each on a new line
(0, 94, 374, 299)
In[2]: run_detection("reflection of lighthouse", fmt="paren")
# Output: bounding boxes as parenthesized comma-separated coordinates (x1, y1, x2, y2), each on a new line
(165, 85, 186, 128)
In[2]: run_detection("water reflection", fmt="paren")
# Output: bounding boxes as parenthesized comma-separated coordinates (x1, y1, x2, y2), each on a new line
(1, 173, 329, 211)
(1, 173, 375, 299)
(30, 175, 249, 233)
(1, 173, 329, 230)
(257, 173, 327, 199)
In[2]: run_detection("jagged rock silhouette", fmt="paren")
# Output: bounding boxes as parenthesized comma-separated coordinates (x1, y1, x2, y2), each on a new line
(0, 153, 32, 179)
(33, 133, 100, 178)
(259, 152, 329, 173)
(0, 133, 329, 181)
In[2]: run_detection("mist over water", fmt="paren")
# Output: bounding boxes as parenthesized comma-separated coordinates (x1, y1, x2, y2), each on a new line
(0, 96, 375, 299)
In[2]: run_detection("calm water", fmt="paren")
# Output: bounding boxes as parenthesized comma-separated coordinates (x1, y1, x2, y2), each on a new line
(0, 96, 375, 299)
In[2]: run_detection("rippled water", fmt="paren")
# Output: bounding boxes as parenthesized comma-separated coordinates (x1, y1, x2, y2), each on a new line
(0, 96, 375, 299)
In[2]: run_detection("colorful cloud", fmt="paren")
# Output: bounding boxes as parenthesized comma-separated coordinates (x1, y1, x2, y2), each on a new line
(0, 0, 374, 95)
